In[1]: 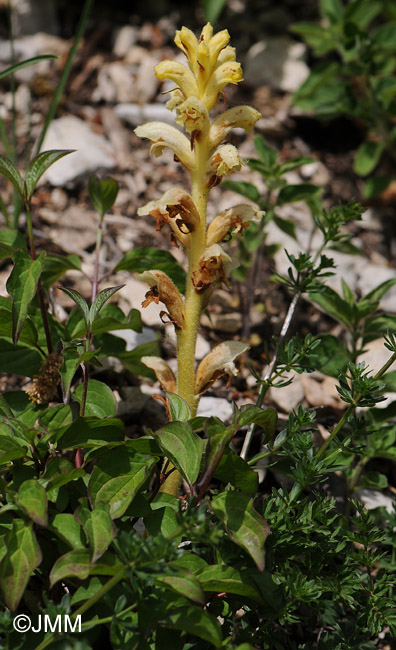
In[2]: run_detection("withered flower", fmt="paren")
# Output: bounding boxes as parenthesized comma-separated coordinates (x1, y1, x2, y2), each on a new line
(138, 188, 200, 248)
(141, 356, 177, 393)
(192, 244, 233, 292)
(139, 270, 185, 329)
(206, 204, 264, 246)
(26, 352, 62, 405)
(195, 341, 249, 395)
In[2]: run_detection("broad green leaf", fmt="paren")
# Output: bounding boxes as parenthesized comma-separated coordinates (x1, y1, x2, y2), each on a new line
(57, 286, 90, 328)
(202, 0, 228, 24)
(309, 334, 349, 378)
(81, 502, 116, 562)
(6, 249, 45, 343)
(291, 61, 340, 109)
(167, 607, 222, 648)
(365, 278, 396, 303)
(0, 154, 24, 198)
(362, 176, 392, 199)
(212, 489, 269, 571)
(145, 500, 180, 540)
(88, 175, 119, 217)
(73, 379, 117, 418)
(114, 247, 186, 294)
(221, 179, 261, 202)
(71, 576, 105, 606)
(0, 519, 42, 610)
(320, 0, 342, 23)
(0, 438, 27, 465)
(371, 22, 396, 51)
(362, 313, 396, 344)
(0, 54, 57, 81)
(353, 140, 385, 176)
(0, 242, 15, 259)
(55, 416, 124, 450)
(46, 468, 85, 501)
(59, 347, 81, 402)
(40, 253, 81, 288)
(167, 393, 191, 422)
(25, 150, 74, 199)
(39, 403, 78, 431)
(17, 479, 48, 526)
(235, 645, 255, 650)
(0, 339, 43, 376)
(197, 564, 262, 602)
(89, 284, 125, 325)
(153, 421, 203, 485)
(155, 569, 205, 605)
(273, 215, 297, 239)
(309, 285, 354, 329)
(50, 549, 92, 587)
(51, 513, 86, 550)
(0, 228, 26, 251)
(0, 308, 37, 346)
(236, 405, 277, 438)
(214, 452, 258, 494)
(89, 447, 157, 519)
(277, 184, 322, 205)
(357, 471, 388, 489)
(290, 23, 335, 55)
(253, 135, 278, 168)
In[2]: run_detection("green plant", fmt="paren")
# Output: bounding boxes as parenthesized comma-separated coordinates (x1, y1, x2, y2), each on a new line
(291, 0, 396, 197)
(0, 18, 396, 650)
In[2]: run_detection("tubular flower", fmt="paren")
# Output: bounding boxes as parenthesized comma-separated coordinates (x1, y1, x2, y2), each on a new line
(202, 61, 243, 110)
(154, 60, 199, 100)
(139, 270, 185, 329)
(195, 341, 249, 395)
(207, 144, 242, 183)
(209, 106, 262, 149)
(174, 96, 210, 136)
(134, 122, 194, 171)
(192, 244, 233, 292)
(206, 204, 264, 246)
(138, 188, 200, 248)
(141, 356, 177, 393)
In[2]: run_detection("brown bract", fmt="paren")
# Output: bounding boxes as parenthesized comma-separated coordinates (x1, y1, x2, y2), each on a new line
(139, 270, 185, 329)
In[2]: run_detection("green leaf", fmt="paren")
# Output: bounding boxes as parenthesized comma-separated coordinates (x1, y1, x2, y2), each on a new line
(353, 140, 385, 176)
(0, 308, 38, 346)
(0, 154, 24, 199)
(50, 549, 92, 587)
(365, 278, 396, 303)
(89, 447, 157, 519)
(202, 0, 228, 24)
(6, 249, 46, 343)
(278, 156, 316, 174)
(0, 338, 43, 375)
(0, 54, 57, 81)
(117, 337, 161, 378)
(273, 214, 297, 239)
(214, 452, 258, 494)
(80, 502, 116, 562)
(167, 393, 191, 422)
(59, 347, 81, 402)
(362, 176, 392, 199)
(309, 285, 354, 329)
(55, 416, 124, 450)
(155, 569, 205, 605)
(277, 184, 322, 205)
(236, 405, 277, 437)
(88, 175, 119, 218)
(212, 489, 269, 571)
(73, 379, 117, 418)
(320, 0, 342, 23)
(371, 22, 396, 51)
(343, 0, 381, 28)
(290, 23, 335, 55)
(51, 513, 86, 550)
(197, 564, 263, 602)
(153, 421, 203, 485)
(40, 253, 81, 288)
(114, 248, 186, 294)
(89, 284, 125, 326)
(25, 150, 74, 199)
(309, 334, 349, 378)
(358, 471, 388, 489)
(0, 519, 42, 610)
(167, 607, 222, 649)
(0, 229, 26, 257)
(17, 479, 48, 526)
(253, 135, 278, 168)
(221, 179, 261, 202)
(57, 286, 90, 328)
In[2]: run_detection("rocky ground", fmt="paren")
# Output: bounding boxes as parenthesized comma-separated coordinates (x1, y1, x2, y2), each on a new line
(1, 1, 396, 519)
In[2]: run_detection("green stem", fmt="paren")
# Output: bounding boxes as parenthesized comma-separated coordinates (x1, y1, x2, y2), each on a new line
(34, 0, 94, 155)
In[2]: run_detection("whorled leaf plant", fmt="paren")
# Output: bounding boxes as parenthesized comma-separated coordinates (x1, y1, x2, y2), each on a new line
(135, 23, 263, 494)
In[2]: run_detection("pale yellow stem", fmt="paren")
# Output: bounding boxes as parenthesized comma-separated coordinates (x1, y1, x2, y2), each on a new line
(160, 134, 209, 495)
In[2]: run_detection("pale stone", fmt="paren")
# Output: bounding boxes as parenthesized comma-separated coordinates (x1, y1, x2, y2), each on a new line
(244, 37, 309, 93)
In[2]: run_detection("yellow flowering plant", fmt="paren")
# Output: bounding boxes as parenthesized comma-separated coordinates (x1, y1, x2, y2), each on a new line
(135, 23, 264, 494)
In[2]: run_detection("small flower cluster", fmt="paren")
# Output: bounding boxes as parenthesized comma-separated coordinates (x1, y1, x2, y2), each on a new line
(135, 23, 263, 413)
(26, 352, 62, 405)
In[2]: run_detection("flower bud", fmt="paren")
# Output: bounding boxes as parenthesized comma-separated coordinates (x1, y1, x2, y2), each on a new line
(206, 204, 264, 246)
(141, 356, 177, 393)
(139, 270, 185, 329)
(195, 341, 249, 394)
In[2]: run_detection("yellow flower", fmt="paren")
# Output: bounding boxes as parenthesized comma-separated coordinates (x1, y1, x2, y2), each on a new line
(137, 188, 200, 248)
(134, 122, 194, 171)
(206, 204, 264, 246)
(207, 144, 242, 180)
(154, 60, 198, 100)
(195, 341, 249, 395)
(174, 96, 210, 136)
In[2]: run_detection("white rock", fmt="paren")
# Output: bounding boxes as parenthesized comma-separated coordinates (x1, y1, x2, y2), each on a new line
(39, 116, 115, 186)
(93, 63, 137, 103)
(197, 397, 234, 421)
(269, 371, 304, 412)
(115, 103, 176, 127)
(244, 37, 309, 92)
(356, 488, 395, 514)
(113, 25, 138, 58)
(111, 325, 158, 352)
(0, 33, 68, 81)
